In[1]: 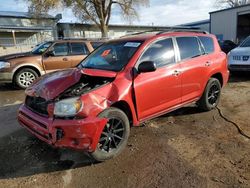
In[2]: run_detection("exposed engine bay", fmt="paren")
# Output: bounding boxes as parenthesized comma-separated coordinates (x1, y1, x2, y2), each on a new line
(60, 74, 114, 99)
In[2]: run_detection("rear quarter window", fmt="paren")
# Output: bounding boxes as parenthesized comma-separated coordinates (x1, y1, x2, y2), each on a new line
(198, 36, 215, 54)
(176, 37, 202, 60)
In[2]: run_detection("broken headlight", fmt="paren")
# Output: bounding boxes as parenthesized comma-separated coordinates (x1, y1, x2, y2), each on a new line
(54, 97, 82, 117)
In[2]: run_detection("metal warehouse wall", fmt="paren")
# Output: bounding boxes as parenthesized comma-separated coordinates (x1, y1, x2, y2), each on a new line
(210, 5, 250, 42)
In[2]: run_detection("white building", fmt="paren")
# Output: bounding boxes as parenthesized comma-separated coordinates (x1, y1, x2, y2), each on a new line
(210, 4, 250, 43)
(181, 4, 250, 43)
(0, 11, 60, 47)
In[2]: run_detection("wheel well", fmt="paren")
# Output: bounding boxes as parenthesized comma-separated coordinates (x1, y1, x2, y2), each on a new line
(211, 73, 223, 86)
(13, 66, 41, 80)
(111, 101, 133, 126)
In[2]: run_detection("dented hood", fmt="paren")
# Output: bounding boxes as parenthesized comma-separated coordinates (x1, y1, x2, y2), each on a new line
(25, 68, 117, 100)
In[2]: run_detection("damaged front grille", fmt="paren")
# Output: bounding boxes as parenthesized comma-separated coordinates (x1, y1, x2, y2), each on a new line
(25, 96, 49, 116)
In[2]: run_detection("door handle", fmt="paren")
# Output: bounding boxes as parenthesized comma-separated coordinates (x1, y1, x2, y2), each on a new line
(172, 70, 181, 76)
(63, 58, 68, 61)
(205, 61, 211, 67)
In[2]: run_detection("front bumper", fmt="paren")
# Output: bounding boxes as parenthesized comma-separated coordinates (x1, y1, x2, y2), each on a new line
(0, 72, 13, 83)
(228, 64, 250, 71)
(18, 104, 107, 152)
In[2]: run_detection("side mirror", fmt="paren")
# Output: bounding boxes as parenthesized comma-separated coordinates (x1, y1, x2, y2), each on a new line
(45, 50, 54, 57)
(138, 61, 156, 73)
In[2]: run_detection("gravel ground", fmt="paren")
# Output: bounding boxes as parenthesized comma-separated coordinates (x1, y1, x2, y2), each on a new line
(0, 73, 250, 188)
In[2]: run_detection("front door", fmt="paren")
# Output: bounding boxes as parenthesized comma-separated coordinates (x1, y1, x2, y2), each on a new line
(133, 38, 182, 121)
(43, 42, 71, 73)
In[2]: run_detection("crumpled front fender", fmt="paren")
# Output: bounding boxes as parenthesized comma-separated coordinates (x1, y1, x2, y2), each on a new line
(78, 92, 112, 118)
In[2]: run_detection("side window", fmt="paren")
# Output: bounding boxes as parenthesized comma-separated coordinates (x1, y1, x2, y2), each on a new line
(198, 36, 215, 54)
(70, 42, 90, 55)
(139, 38, 175, 68)
(71, 42, 89, 55)
(52, 43, 69, 56)
(176, 37, 202, 60)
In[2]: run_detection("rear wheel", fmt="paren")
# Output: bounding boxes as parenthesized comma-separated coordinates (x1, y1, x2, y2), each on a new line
(14, 68, 38, 89)
(90, 107, 130, 161)
(198, 78, 221, 111)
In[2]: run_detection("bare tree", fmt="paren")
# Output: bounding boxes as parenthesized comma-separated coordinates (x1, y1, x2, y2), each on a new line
(27, 0, 149, 37)
(215, 0, 250, 8)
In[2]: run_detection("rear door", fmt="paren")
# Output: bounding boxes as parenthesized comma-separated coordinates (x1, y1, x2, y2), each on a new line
(175, 36, 212, 103)
(133, 38, 182, 121)
(42, 42, 71, 72)
(69, 42, 90, 67)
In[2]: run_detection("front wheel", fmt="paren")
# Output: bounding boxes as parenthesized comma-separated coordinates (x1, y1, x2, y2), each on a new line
(14, 68, 38, 89)
(90, 107, 130, 161)
(197, 78, 221, 111)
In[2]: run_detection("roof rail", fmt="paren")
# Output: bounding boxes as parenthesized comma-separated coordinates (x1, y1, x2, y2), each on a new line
(57, 37, 108, 41)
(120, 27, 209, 38)
(120, 30, 160, 38)
(156, 29, 209, 35)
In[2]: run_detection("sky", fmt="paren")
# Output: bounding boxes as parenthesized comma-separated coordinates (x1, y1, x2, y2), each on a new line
(0, 0, 218, 26)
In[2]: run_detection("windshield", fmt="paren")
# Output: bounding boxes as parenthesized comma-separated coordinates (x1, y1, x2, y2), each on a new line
(79, 40, 143, 72)
(32, 42, 53, 54)
(240, 37, 250, 47)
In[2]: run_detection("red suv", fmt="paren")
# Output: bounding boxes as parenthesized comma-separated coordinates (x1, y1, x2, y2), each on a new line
(18, 30, 229, 161)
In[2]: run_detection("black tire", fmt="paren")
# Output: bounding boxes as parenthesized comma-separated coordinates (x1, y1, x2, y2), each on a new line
(197, 78, 221, 111)
(14, 68, 38, 89)
(90, 107, 130, 161)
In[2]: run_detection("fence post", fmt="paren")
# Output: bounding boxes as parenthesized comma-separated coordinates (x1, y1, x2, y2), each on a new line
(12, 30, 17, 47)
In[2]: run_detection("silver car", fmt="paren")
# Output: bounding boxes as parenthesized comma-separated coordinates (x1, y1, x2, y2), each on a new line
(228, 36, 250, 71)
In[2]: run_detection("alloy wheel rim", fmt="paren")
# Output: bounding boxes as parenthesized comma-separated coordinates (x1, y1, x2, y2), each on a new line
(98, 118, 125, 153)
(18, 72, 36, 88)
(208, 83, 220, 106)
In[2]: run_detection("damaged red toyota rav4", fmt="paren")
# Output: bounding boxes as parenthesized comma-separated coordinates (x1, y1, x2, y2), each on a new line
(18, 30, 229, 161)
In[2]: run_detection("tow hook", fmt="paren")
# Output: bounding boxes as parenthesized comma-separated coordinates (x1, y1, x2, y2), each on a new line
(56, 128, 64, 140)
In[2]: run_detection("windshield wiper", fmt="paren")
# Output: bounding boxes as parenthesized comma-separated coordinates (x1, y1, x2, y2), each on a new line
(191, 54, 201, 58)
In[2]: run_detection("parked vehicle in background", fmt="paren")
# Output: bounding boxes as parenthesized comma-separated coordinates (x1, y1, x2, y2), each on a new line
(219, 40, 237, 54)
(0, 39, 96, 89)
(90, 41, 104, 49)
(228, 36, 250, 72)
(18, 30, 229, 161)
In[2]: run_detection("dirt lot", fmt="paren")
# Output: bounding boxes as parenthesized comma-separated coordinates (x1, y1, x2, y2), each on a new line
(0, 73, 250, 188)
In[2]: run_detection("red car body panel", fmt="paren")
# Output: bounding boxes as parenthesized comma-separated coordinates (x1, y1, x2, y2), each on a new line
(18, 32, 230, 151)
(26, 68, 118, 101)
(81, 68, 117, 78)
(25, 68, 83, 100)
(134, 63, 182, 120)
